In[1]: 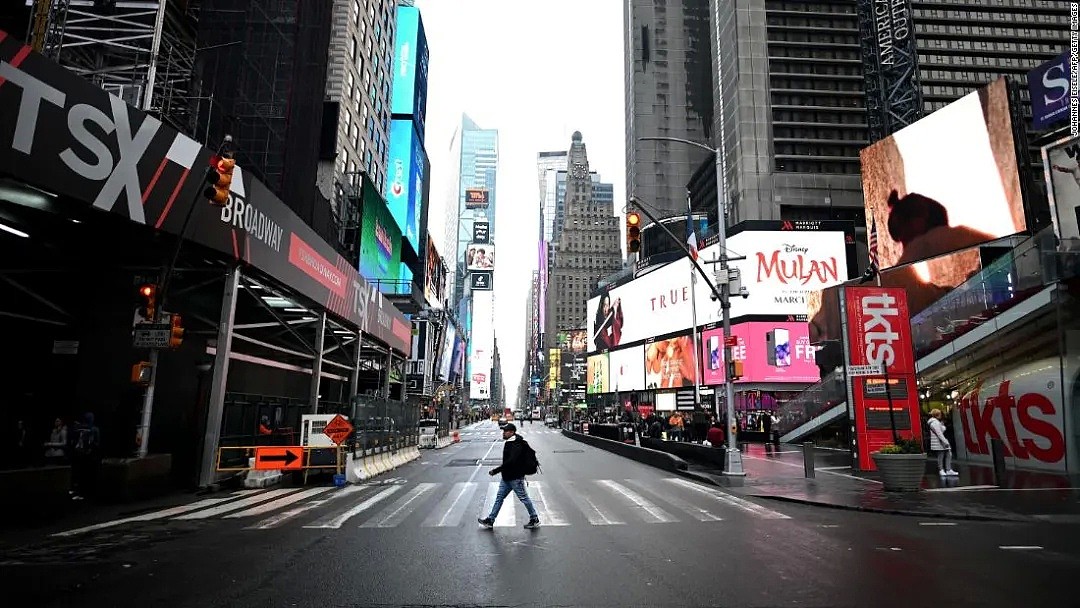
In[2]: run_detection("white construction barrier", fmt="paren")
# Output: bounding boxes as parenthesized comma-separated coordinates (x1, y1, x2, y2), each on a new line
(243, 457, 283, 489)
(346, 454, 368, 484)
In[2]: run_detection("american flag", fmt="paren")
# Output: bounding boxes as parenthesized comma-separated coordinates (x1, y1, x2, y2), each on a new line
(868, 216, 879, 270)
(686, 214, 699, 261)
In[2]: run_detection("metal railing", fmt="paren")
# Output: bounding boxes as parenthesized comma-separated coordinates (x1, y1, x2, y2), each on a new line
(773, 367, 848, 437)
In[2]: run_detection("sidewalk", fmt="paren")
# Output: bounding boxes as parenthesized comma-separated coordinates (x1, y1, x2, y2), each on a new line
(679, 442, 1080, 522)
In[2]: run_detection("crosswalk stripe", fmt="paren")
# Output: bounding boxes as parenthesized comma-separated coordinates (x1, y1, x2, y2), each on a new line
(529, 481, 569, 526)
(422, 482, 479, 528)
(664, 478, 791, 519)
(563, 481, 623, 525)
(174, 488, 302, 520)
(624, 479, 723, 522)
(303, 486, 401, 529)
(598, 480, 678, 523)
(247, 485, 370, 530)
(361, 483, 438, 528)
(51, 492, 261, 537)
(490, 482, 516, 527)
(225, 487, 333, 519)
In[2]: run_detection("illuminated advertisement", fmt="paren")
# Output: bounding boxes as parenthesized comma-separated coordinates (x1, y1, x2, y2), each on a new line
(465, 243, 495, 271)
(700, 322, 819, 385)
(644, 335, 696, 389)
(391, 5, 429, 135)
(557, 329, 587, 354)
(424, 236, 445, 307)
(843, 287, 922, 471)
(438, 324, 456, 381)
(861, 77, 1026, 272)
(1027, 52, 1070, 131)
(465, 188, 489, 209)
(386, 120, 423, 252)
(609, 345, 646, 392)
(547, 348, 561, 389)
(1042, 134, 1080, 241)
(586, 353, 609, 395)
(469, 290, 495, 399)
(357, 178, 402, 283)
(588, 226, 849, 352)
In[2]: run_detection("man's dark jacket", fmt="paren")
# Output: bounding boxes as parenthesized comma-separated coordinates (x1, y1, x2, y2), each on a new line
(492, 435, 531, 481)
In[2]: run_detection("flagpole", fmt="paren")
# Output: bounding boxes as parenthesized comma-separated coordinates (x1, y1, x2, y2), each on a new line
(687, 191, 701, 421)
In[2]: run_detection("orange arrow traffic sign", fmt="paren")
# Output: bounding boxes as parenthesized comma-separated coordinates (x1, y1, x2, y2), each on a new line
(254, 446, 303, 470)
(323, 414, 354, 445)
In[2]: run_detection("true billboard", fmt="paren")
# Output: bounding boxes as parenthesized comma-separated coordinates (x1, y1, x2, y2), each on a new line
(700, 322, 819, 385)
(1042, 133, 1080, 241)
(386, 120, 423, 252)
(391, 6, 429, 136)
(357, 183, 402, 283)
(861, 77, 1026, 272)
(1027, 52, 1070, 131)
(609, 345, 646, 392)
(588, 226, 849, 352)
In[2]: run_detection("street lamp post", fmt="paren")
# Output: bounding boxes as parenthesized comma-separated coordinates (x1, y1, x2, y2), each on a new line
(638, 135, 745, 476)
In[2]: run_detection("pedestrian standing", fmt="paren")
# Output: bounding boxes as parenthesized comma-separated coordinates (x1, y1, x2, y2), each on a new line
(69, 412, 102, 500)
(478, 423, 540, 529)
(44, 417, 68, 462)
(928, 409, 957, 477)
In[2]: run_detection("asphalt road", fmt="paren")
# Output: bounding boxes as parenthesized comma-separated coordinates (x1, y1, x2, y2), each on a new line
(2, 420, 1078, 607)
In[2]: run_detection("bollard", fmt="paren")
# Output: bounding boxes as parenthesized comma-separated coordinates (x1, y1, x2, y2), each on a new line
(990, 437, 1007, 487)
(803, 442, 816, 478)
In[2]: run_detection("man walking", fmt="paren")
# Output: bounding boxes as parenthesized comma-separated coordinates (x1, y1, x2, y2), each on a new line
(478, 423, 540, 529)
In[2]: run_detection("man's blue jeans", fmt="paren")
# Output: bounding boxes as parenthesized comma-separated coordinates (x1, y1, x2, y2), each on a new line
(487, 478, 538, 520)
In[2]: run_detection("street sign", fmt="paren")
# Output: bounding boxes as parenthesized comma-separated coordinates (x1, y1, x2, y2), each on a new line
(254, 446, 303, 470)
(724, 336, 738, 347)
(133, 323, 171, 348)
(322, 414, 354, 445)
(847, 364, 885, 377)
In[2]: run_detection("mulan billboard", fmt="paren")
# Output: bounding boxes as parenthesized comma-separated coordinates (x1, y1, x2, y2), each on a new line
(386, 119, 424, 253)
(391, 5, 429, 138)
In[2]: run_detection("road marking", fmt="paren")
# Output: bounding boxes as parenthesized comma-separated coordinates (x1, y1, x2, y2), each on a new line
(51, 492, 261, 537)
(1000, 546, 1043, 550)
(486, 482, 516, 527)
(664, 478, 791, 519)
(926, 485, 998, 492)
(468, 440, 501, 484)
(624, 479, 722, 522)
(247, 485, 369, 529)
(174, 488, 301, 520)
(563, 481, 623, 525)
(818, 466, 850, 471)
(423, 482, 479, 527)
(820, 524, 840, 528)
(919, 522, 958, 526)
(530, 481, 569, 526)
(362, 483, 438, 528)
(303, 486, 401, 529)
(598, 480, 678, 523)
(225, 487, 332, 518)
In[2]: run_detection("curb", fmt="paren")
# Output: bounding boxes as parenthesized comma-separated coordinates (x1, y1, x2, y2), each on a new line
(748, 493, 1032, 522)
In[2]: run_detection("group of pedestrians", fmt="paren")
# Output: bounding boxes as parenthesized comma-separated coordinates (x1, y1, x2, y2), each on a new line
(7, 412, 102, 499)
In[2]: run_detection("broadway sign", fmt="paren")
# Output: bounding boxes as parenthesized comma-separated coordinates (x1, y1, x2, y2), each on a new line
(0, 30, 411, 354)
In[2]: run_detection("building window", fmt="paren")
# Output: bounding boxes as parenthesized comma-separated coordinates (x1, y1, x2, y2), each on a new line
(349, 36, 357, 61)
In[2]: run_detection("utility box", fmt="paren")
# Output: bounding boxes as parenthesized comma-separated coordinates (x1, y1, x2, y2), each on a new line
(301, 414, 341, 448)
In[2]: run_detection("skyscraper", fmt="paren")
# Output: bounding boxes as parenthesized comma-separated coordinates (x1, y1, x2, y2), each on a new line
(624, 0, 716, 220)
(544, 133, 622, 350)
(537, 151, 569, 243)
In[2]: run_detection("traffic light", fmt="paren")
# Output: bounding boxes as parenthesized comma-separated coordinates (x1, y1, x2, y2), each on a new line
(626, 211, 641, 254)
(204, 154, 235, 206)
(137, 283, 157, 321)
(168, 313, 184, 349)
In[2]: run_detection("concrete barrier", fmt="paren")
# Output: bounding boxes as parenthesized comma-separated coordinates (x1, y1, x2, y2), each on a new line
(381, 450, 393, 471)
(391, 449, 403, 468)
(640, 437, 727, 468)
(244, 457, 283, 488)
(346, 454, 368, 484)
(561, 429, 688, 473)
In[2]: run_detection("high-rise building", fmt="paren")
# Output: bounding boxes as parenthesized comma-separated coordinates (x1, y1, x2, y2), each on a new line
(537, 151, 569, 243)
(544, 133, 623, 350)
(446, 115, 499, 308)
(624, 0, 716, 220)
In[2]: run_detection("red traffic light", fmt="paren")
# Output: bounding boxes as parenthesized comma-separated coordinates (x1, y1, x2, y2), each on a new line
(139, 284, 155, 298)
(204, 154, 235, 206)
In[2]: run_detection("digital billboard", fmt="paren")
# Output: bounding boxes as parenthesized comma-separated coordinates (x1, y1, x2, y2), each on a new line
(588, 226, 849, 352)
(586, 353, 609, 395)
(473, 221, 490, 243)
(557, 329, 587, 354)
(644, 335, 695, 389)
(358, 180, 402, 282)
(1042, 134, 1080, 241)
(547, 348, 561, 389)
(438, 324, 456, 381)
(386, 120, 423, 252)
(1027, 52, 1070, 131)
(700, 322, 819, 385)
(470, 272, 493, 290)
(609, 345, 646, 392)
(469, 290, 495, 399)
(861, 77, 1026, 272)
(391, 6, 428, 135)
(424, 236, 446, 307)
(466, 244, 495, 270)
(465, 188, 489, 209)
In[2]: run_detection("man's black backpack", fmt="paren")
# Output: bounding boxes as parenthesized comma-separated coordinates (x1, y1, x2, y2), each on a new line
(521, 440, 541, 475)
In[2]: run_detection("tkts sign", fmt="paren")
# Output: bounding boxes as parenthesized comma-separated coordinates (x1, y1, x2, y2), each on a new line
(0, 30, 411, 354)
(843, 286, 922, 471)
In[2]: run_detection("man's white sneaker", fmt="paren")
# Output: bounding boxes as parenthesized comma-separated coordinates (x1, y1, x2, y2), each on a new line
(946, 470, 959, 476)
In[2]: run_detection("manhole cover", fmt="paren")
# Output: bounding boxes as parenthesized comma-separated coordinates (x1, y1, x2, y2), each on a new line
(553, 449, 584, 454)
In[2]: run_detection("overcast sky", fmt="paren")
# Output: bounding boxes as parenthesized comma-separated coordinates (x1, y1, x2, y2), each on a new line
(415, 0, 626, 408)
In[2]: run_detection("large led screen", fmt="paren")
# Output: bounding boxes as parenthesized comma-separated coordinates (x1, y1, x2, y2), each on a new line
(465, 243, 495, 270)
(424, 236, 446, 307)
(357, 181, 402, 283)
(608, 345, 646, 392)
(586, 353, 609, 395)
(861, 77, 1026, 271)
(644, 335, 696, 389)
(391, 6, 428, 135)
(700, 322, 819, 385)
(588, 227, 848, 352)
(469, 291, 495, 400)
(1042, 133, 1080, 241)
(386, 120, 423, 252)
